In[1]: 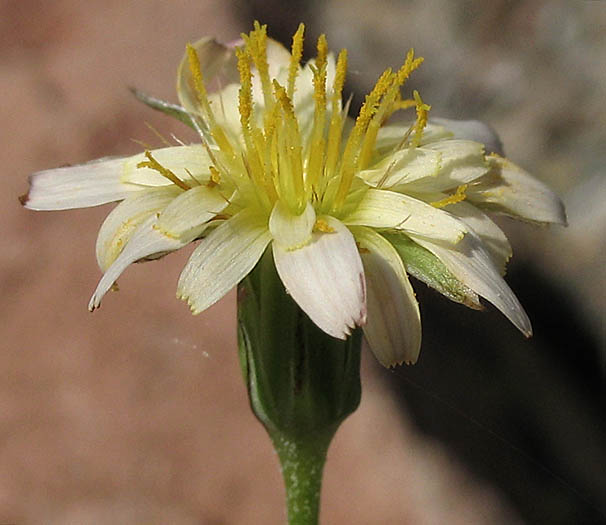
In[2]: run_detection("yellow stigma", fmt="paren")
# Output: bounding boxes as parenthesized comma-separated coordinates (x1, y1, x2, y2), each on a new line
(412, 90, 430, 147)
(431, 184, 468, 208)
(323, 48, 348, 187)
(288, 23, 305, 99)
(306, 34, 329, 195)
(186, 44, 235, 158)
(358, 49, 423, 170)
(243, 21, 273, 110)
(236, 47, 253, 130)
(331, 68, 394, 211)
(137, 151, 190, 191)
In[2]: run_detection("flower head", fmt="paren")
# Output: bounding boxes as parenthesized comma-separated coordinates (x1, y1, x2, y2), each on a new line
(22, 22, 566, 367)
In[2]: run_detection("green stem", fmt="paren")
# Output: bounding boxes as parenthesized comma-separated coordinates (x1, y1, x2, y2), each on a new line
(237, 249, 362, 525)
(272, 431, 333, 525)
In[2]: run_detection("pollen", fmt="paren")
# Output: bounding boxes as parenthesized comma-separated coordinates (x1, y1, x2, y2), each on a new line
(313, 219, 335, 233)
(288, 23, 305, 99)
(431, 184, 468, 208)
(411, 90, 431, 147)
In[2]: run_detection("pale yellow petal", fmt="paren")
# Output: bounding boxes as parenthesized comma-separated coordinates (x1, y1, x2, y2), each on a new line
(96, 186, 181, 271)
(273, 216, 366, 339)
(177, 209, 271, 314)
(24, 157, 140, 211)
(467, 154, 567, 225)
(268, 200, 316, 250)
(156, 185, 230, 241)
(343, 188, 467, 244)
(353, 227, 421, 366)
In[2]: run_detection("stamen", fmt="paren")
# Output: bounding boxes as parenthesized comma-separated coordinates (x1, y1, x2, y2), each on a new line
(332, 68, 394, 210)
(235, 47, 253, 131)
(306, 34, 329, 194)
(395, 48, 424, 85)
(137, 151, 190, 191)
(287, 23, 305, 99)
(186, 44, 212, 117)
(186, 45, 235, 157)
(358, 49, 423, 170)
(412, 90, 430, 147)
(273, 80, 305, 212)
(323, 49, 348, 184)
(244, 22, 273, 110)
(431, 184, 468, 208)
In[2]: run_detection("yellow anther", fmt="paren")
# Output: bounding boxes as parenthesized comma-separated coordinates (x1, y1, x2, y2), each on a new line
(358, 50, 424, 170)
(307, 34, 329, 193)
(323, 49, 348, 185)
(431, 184, 468, 208)
(186, 44, 212, 117)
(355, 69, 394, 132)
(273, 80, 297, 121)
(412, 90, 430, 147)
(137, 151, 190, 191)
(235, 47, 253, 129)
(313, 219, 335, 233)
(244, 22, 273, 110)
(272, 79, 304, 212)
(332, 49, 348, 108)
(332, 68, 394, 210)
(287, 23, 305, 99)
(263, 101, 282, 140)
(312, 35, 328, 108)
(395, 49, 424, 85)
(316, 34, 328, 73)
(186, 44, 234, 157)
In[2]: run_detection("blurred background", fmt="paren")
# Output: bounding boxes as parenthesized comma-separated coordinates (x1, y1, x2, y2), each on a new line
(2, 0, 605, 523)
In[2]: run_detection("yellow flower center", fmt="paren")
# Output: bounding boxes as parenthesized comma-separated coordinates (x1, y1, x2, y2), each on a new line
(185, 21, 428, 219)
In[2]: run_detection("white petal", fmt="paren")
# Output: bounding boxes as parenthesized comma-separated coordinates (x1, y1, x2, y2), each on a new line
(156, 185, 230, 240)
(177, 209, 271, 314)
(23, 157, 140, 211)
(412, 232, 532, 336)
(89, 215, 191, 311)
(373, 123, 454, 157)
(359, 147, 441, 188)
(273, 216, 366, 340)
(96, 186, 182, 271)
(269, 200, 316, 250)
(444, 200, 512, 275)
(430, 118, 504, 155)
(344, 188, 467, 244)
(120, 145, 212, 187)
(467, 154, 567, 225)
(353, 227, 421, 366)
(401, 139, 488, 192)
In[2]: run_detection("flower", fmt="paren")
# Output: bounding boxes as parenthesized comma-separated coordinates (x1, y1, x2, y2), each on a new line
(22, 22, 566, 367)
